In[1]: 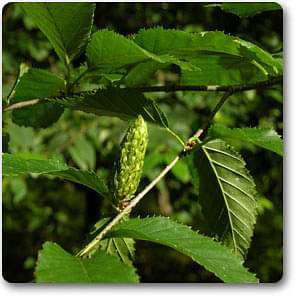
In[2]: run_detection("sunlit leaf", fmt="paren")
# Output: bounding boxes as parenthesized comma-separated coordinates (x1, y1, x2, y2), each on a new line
(20, 3, 95, 64)
(108, 217, 258, 283)
(216, 3, 282, 17)
(35, 242, 139, 283)
(2, 153, 108, 196)
(135, 28, 282, 85)
(194, 139, 258, 257)
(86, 30, 199, 74)
(208, 124, 283, 156)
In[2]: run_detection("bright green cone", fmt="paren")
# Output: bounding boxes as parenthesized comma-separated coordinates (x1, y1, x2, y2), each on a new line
(112, 115, 148, 207)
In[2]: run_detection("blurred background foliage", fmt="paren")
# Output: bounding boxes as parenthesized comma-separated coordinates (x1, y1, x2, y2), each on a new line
(2, 2, 282, 283)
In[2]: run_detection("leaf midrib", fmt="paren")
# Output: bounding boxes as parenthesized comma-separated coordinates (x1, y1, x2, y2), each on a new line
(44, 3, 70, 64)
(202, 146, 238, 254)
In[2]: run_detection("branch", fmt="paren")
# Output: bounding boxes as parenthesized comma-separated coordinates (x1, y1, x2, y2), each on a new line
(138, 75, 282, 93)
(2, 76, 282, 113)
(3, 99, 41, 112)
(77, 126, 205, 257)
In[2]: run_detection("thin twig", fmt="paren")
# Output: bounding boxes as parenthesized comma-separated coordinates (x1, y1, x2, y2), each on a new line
(202, 91, 233, 134)
(138, 75, 282, 93)
(2, 76, 282, 113)
(3, 99, 41, 112)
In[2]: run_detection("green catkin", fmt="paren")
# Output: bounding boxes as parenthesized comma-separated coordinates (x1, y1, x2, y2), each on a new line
(112, 115, 148, 207)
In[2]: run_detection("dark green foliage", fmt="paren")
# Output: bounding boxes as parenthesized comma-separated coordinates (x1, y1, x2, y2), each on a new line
(49, 88, 169, 127)
(2, 2, 283, 283)
(10, 68, 65, 128)
(12, 103, 64, 129)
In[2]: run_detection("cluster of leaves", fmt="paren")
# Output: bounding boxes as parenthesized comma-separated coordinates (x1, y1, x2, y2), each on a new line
(2, 2, 283, 283)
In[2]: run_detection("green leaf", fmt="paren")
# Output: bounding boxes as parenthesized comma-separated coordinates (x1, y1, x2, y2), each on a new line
(186, 154, 200, 193)
(49, 87, 169, 127)
(180, 55, 267, 86)
(87, 217, 135, 266)
(256, 194, 274, 215)
(3, 153, 68, 175)
(12, 103, 64, 129)
(35, 242, 139, 283)
(217, 3, 282, 18)
(52, 168, 108, 196)
(6, 62, 29, 103)
(87, 30, 150, 71)
(208, 124, 283, 156)
(134, 28, 282, 85)
(9, 177, 27, 203)
(122, 60, 168, 87)
(194, 139, 257, 257)
(171, 159, 191, 183)
(108, 217, 258, 283)
(20, 3, 95, 65)
(100, 237, 135, 266)
(10, 68, 65, 128)
(136, 27, 238, 67)
(86, 30, 199, 74)
(92, 217, 135, 266)
(69, 136, 96, 170)
(2, 153, 108, 196)
(11, 69, 65, 102)
(237, 38, 283, 75)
